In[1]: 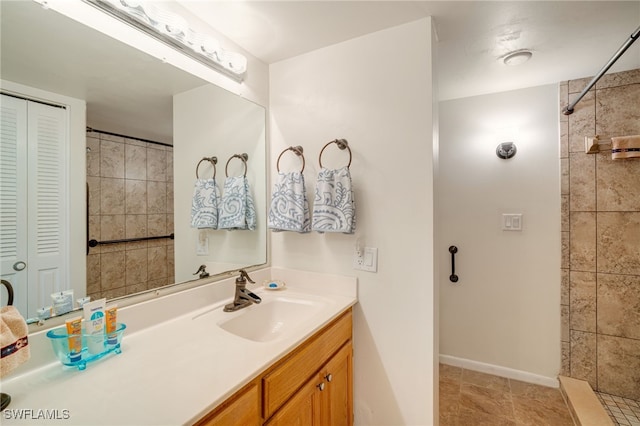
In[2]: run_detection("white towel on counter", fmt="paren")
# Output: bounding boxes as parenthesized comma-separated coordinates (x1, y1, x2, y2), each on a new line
(268, 171, 310, 233)
(190, 178, 221, 229)
(311, 166, 356, 234)
(218, 176, 257, 230)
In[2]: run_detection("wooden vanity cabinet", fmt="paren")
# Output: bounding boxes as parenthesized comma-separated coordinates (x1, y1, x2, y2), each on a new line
(319, 342, 353, 426)
(195, 308, 353, 426)
(196, 381, 261, 426)
(266, 342, 353, 426)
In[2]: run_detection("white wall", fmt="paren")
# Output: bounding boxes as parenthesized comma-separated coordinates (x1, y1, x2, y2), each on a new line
(438, 84, 561, 382)
(270, 19, 437, 425)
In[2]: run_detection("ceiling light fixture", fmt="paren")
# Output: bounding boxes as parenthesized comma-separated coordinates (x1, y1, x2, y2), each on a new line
(502, 49, 533, 66)
(83, 0, 247, 82)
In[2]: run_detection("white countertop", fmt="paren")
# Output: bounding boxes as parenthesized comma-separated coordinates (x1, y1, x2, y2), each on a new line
(1, 268, 357, 425)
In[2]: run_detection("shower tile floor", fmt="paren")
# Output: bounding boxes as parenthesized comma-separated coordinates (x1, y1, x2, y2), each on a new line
(597, 391, 640, 426)
(439, 364, 574, 426)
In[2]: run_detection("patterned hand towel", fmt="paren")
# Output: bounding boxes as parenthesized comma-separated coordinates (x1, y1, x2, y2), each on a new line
(268, 171, 310, 233)
(1, 305, 30, 377)
(311, 166, 356, 234)
(218, 176, 257, 230)
(611, 135, 640, 159)
(190, 178, 221, 229)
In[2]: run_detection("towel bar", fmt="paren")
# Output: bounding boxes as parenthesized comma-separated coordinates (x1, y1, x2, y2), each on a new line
(196, 156, 218, 178)
(276, 146, 305, 173)
(225, 153, 248, 177)
(319, 139, 352, 168)
(584, 136, 612, 154)
(88, 233, 174, 248)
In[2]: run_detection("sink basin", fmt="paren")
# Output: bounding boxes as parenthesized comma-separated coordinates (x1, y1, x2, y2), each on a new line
(217, 296, 327, 342)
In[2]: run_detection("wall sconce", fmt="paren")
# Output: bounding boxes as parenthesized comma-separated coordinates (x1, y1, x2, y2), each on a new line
(83, 0, 247, 82)
(496, 142, 517, 159)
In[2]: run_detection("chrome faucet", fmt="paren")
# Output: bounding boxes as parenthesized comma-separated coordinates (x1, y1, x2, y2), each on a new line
(193, 264, 209, 279)
(223, 270, 262, 312)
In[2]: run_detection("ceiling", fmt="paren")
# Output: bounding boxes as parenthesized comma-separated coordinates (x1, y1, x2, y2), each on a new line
(177, 1, 640, 100)
(2, 1, 638, 144)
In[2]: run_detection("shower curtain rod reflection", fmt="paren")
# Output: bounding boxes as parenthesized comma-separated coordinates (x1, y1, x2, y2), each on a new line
(86, 127, 172, 148)
(563, 24, 640, 115)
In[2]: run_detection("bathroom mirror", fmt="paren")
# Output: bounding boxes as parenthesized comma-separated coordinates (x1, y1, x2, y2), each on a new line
(0, 1, 267, 324)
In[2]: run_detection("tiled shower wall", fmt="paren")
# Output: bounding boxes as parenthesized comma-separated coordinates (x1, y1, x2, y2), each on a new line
(86, 130, 175, 300)
(559, 68, 640, 401)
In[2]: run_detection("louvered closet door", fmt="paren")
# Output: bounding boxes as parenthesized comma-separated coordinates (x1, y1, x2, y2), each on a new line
(27, 101, 67, 318)
(0, 95, 28, 315)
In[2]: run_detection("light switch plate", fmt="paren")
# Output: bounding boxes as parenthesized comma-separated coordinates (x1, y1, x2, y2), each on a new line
(502, 213, 523, 231)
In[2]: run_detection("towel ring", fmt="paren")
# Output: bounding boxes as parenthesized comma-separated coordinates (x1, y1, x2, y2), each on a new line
(277, 146, 305, 173)
(319, 139, 352, 169)
(225, 153, 249, 177)
(1, 279, 14, 306)
(195, 157, 217, 179)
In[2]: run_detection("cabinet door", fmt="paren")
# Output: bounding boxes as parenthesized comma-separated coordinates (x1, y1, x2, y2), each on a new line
(321, 342, 353, 426)
(0, 95, 28, 314)
(266, 376, 322, 426)
(197, 382, 260, 426)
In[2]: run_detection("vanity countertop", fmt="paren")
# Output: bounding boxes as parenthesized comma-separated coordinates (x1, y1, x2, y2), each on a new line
(1, 268, 357, 425)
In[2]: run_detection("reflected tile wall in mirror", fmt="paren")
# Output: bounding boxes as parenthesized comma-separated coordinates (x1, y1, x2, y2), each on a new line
(87, 130, 175, 300)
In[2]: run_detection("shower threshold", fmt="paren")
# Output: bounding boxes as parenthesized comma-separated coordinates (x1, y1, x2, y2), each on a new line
(559, 376, 613, 426)
(559, 376, 640, 426)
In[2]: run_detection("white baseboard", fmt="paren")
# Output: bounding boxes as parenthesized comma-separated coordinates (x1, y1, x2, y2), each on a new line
(439, 354, 559, 388)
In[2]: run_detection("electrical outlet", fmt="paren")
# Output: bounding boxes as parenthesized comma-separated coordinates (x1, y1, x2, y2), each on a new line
(353, 250, 364, 269)
(196, 231, 209, 255)
(353, 247, 378, 272)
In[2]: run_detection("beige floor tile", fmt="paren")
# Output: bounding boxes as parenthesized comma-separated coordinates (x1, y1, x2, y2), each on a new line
(462, 369, 510, 392)
(512, 395, 574, 426)
(440, 363, 462, 382)
(457, 407, 517, 426)
(440, 366, 575, 426)
(460, 383, 514, 418)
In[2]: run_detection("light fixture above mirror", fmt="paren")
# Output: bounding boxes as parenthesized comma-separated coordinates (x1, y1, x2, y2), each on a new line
(83, 0, 247, 82)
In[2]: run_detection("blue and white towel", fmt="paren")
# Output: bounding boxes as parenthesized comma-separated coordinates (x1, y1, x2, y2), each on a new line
(218, 176, 257, 230)
(311, 166, 356, 234)
(268, 171, 310, 233)
(190, 178, 221, 229)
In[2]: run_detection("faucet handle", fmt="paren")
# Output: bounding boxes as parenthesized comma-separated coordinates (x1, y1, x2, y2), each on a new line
(193, 265, 209, 279)
(237, 269, 255, 285)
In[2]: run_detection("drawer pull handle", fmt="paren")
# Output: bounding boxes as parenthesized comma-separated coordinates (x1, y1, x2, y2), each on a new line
(325, 373, 333, 382)
(317, 382, 325, 391)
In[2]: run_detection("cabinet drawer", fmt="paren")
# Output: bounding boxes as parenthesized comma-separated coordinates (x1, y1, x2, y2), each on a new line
(195, 381, 260, 426)
(263, 309, 352, 419)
